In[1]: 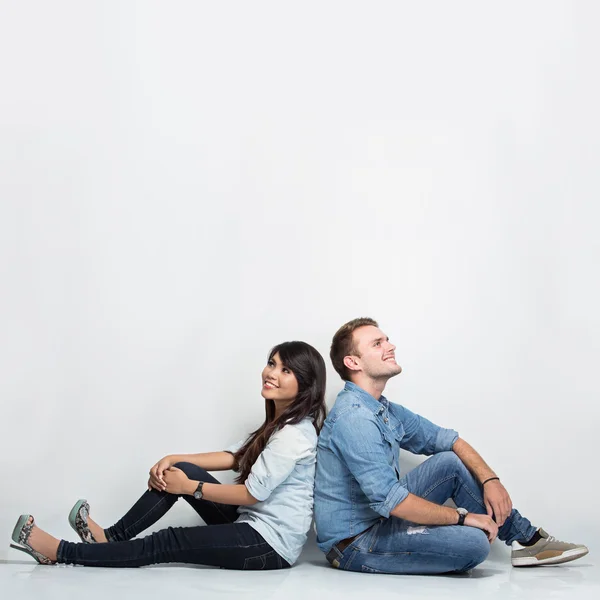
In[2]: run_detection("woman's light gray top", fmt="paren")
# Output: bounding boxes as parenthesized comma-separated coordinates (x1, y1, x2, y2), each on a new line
(226, 417, 317, 565)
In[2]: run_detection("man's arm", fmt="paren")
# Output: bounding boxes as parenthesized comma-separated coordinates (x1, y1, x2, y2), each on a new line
(390, 493, 457, 525)
(452, 437, 513, 526)
(452, 438, 496, 482)
(334, 410, 499, 541)
(388, 437, 505, 539)
(390, 493, 498, 542)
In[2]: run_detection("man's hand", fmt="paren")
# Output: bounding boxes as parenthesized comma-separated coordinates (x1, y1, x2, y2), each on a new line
(148, 456, 174, 492)
(162, 466, 192, 495)
(483, 480, 513, 526)
(451, 438, 513, 527)
(464, 513, 498, 543)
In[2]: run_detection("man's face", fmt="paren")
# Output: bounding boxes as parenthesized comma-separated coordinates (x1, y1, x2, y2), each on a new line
(348, 325, 402, 381)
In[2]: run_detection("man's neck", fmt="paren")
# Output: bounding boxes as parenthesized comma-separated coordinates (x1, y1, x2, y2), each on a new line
(350, 375, 388, 400)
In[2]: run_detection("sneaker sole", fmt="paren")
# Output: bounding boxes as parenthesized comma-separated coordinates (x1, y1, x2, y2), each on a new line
(512, 547, 589, 567)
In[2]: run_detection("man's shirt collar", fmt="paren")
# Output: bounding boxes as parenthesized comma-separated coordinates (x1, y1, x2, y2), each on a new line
(344, 380, 389, 415)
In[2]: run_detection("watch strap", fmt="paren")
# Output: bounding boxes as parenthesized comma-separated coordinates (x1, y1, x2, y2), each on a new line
(194, 481, 204, 499)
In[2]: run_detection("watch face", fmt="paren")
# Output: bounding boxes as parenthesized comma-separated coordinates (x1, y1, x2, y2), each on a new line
(457, 508, 468, 516)
(194, 482, 203, 500)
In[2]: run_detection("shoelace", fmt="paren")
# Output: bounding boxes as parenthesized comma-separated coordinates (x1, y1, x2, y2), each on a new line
(517, 534, 563, 548)
(545, 535, 568, 544)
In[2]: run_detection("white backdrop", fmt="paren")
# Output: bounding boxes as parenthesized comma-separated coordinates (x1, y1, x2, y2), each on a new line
(1, 1, 599, 562)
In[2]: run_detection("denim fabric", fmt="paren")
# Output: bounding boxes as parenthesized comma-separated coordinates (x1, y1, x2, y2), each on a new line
(56, 463, 290, 570)
(226, 418, 317, 564)
(315, 382, 459, 552)
(327, 451, 536, 574)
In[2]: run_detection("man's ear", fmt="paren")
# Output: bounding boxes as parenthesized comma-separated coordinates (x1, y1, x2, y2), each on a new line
(343, 355, 360, 372)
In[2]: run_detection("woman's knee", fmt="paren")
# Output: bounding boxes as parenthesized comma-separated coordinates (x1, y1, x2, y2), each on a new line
(173, 462, 209, 479)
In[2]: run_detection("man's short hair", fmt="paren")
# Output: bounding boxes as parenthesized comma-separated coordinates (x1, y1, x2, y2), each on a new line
(330, 317, 379, 381)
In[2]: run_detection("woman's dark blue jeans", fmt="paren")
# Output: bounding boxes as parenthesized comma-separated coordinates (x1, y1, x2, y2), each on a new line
(56, 462, 290, 570)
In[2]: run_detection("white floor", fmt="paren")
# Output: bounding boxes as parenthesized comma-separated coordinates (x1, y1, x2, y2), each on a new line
(1, 544, 598, 600)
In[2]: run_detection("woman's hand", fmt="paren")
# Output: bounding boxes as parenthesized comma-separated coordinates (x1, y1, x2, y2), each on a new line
(148, 456, 174, 492)
(162, 466, 193, 495)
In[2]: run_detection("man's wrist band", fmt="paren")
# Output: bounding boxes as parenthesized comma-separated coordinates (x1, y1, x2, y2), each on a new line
(482, 476, 500, 485)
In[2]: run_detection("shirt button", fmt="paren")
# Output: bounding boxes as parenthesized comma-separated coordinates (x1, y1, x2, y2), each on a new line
(384, 418, 388, 423)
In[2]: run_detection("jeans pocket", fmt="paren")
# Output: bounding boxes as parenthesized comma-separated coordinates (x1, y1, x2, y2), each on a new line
(361, 564, 386, 574)
(243, 550, 276, 571)
(361, 520, 382, 553)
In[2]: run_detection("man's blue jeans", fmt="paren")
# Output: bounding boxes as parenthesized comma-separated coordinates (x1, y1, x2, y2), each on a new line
(328, 452, 537, 574)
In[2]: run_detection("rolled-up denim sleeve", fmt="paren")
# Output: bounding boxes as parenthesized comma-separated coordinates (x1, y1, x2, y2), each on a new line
(331, 411, 409, 518)
(397, 404, 458, 455)
(245, 425, 315, 502)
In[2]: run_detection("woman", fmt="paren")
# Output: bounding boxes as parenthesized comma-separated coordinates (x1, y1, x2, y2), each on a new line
(10, 341, 326, 570)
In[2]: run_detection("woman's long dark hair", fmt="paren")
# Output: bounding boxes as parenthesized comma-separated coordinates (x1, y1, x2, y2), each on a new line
(233, 341, 327, 484)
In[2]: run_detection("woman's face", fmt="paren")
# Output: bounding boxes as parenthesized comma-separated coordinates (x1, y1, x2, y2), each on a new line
(261, 352, 299, 405)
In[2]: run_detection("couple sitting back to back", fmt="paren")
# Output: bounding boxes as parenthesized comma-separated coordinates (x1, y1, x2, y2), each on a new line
(11, 318, 588, 573)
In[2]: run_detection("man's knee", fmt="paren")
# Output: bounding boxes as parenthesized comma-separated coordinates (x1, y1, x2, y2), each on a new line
(434, 451, 462, 470)
(456, 529, 490, 572)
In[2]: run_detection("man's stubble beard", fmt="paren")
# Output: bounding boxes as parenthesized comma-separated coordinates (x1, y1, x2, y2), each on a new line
(365, 363, 402, 383)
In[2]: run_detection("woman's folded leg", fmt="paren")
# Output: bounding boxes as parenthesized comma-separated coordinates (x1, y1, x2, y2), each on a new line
(105, 463, 238, 542)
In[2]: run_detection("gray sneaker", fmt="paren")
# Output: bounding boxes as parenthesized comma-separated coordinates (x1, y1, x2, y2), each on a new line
(511, 528, 589, 566)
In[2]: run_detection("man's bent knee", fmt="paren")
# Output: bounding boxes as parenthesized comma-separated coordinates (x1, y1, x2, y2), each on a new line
(433, 451, 462, 468)
(455, 529, 490, 572)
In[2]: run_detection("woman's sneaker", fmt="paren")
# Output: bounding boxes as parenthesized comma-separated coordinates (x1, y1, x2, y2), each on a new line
(511, 528, 589, 566)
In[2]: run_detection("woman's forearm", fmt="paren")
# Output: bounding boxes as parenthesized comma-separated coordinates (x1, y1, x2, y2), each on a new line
(183, 480, 258, 505)
(169, 451, 236, 472)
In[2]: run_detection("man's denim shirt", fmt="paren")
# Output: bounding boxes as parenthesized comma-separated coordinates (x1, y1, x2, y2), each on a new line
(314, 381, 459, 553)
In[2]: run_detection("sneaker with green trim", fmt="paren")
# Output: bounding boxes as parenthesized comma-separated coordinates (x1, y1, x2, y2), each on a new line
(511, 528, 589, 566)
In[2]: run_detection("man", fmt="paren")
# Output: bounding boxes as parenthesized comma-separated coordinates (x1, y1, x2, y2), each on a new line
(314, 317, 588, 574)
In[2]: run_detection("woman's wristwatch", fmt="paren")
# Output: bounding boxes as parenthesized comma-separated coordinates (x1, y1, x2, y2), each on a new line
(193, 481, 205, 500)
(456, 507, 468, 526)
